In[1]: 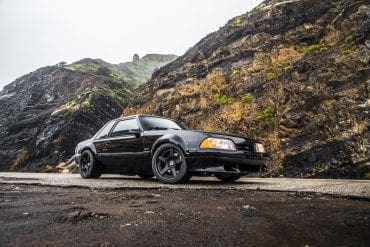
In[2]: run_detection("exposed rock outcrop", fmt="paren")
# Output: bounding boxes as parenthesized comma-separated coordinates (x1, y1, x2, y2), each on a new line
(125, 0, 370, 178)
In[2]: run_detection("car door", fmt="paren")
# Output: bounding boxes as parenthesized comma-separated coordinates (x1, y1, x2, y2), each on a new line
(93, 120, 116, 162)
(98, 118, 144, 171)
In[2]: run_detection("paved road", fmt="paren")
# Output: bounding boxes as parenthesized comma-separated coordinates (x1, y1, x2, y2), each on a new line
(0, 172, 369, 199)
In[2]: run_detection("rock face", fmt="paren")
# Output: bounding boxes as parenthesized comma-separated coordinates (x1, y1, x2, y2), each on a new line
(125, 0, 370, 178)
(117, 54, 178, 87)
(0, 55, 175, 171)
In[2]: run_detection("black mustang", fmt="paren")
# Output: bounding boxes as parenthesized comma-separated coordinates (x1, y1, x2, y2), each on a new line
(75, 115, 268, 183)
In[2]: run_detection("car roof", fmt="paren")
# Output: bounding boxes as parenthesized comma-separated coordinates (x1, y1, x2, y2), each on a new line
(116, 114, 174, 121)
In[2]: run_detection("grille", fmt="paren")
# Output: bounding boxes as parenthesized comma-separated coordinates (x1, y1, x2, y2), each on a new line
(237, 143, 254, 152)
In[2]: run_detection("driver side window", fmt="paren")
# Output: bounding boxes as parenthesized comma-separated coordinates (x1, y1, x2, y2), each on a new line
(95, 121, 115, 140)
(111, 118, 139, 137)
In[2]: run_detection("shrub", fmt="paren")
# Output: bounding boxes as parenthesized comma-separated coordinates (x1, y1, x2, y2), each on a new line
(231, 16, 243, 27)
(95, 66, 110, 76)
(257, 106, 275, 120)
(230, 69, 241, 80)
(283, 65, 293, 73)
(213, 93, 234, 105)
(345, 36, 353, 44)
(341, 49, 351, 55)
(241, 93, 253, 104)
(304, 43, 330, 55)
(266, 72, 277, 81)
(80, 101, 91, 108)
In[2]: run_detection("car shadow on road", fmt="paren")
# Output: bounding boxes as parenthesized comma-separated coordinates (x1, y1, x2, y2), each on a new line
(99, 176, 268, 185)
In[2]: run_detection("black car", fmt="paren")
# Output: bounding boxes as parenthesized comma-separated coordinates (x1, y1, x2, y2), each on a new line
(74, 115, 269, 184)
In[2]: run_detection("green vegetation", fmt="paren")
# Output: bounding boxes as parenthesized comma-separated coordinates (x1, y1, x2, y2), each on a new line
(230, 69, 241, 80)
(231, 16, 243, 27)
(64, 62, 100, 73)
(283, 65, 293, 73)
(304, 43, 330, 55)
(64, 55, 177, 88)
(213, 93, 234, 105)
(80, 100, 91, 108)
(266, 72, 277, 81)
(340, 43, 352, 55)
(257, 106, 275, 120)
(116, 54, 177, 87)
(276, 63, 293, 73)
(341, 49, 351, 55)
(345, 35, 353, 44)
(241, 93, 253, 104)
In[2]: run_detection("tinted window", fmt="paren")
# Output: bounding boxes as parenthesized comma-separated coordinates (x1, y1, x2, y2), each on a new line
(95, 121, 115, 140)
(139, 117, 185, 131)
(111, 118, 139, 137)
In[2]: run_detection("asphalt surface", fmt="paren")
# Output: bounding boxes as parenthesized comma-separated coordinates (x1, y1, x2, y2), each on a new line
(0, 172, 369, 199)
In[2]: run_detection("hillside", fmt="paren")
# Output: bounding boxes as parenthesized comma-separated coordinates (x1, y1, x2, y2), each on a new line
(125, 0, 370, 178)
(117, 54, 178, 87)
(0, 54, 175, 171)
(64, 54, 177, 88)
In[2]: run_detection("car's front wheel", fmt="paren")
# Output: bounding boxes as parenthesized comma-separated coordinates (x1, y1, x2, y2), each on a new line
(152, 143, 188, 184)
(215, 173, 241, 182)
(79, 150, 102, 179)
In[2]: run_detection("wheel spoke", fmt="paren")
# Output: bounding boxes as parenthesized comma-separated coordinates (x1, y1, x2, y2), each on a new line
(169, 148, 174, 158)
(159, 165, 170, 175)
(174, 158, 183, 164)
(158, 156, 167, 163)
(171, 168, 177, 177)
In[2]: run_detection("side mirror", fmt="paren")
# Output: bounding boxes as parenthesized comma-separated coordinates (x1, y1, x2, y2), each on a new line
(128, 129, 142, 137)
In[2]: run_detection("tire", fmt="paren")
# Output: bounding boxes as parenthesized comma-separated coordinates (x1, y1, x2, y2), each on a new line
(215, 173, 241, 182)
(79, 149, 102, 179)
(182, 173, 193, 182)
(152, 143, 188, 184)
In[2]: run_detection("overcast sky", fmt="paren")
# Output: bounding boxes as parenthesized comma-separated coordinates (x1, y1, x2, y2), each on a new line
(0, 0, 262, 90)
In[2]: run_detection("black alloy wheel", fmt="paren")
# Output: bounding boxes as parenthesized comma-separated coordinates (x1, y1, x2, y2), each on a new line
(152, 143, 188, 184)
(79, 150, 102, 179)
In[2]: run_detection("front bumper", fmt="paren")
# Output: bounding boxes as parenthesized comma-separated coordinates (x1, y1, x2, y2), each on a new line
(185, 150, 269, 174)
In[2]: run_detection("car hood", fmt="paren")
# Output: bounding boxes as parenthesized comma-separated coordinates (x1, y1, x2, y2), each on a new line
(182, 130, 257, 144)
(78, 138, 93, 147)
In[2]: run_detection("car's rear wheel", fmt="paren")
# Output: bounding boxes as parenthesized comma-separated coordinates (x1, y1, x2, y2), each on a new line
(79, 150, 102, 179)
(152, 143, 188, 184)
(215, 173, 241, 182)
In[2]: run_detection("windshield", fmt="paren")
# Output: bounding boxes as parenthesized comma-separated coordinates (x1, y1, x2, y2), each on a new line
(139, 116, 186, 131)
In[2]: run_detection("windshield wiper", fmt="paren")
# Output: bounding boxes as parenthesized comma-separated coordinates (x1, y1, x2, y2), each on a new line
(147, 127, 169, 130)
(147, 127, 181, 131)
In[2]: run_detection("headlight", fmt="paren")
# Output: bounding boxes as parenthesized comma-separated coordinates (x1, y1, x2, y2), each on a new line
(200, 137, 236, 151)
(255, 143, 265, 153)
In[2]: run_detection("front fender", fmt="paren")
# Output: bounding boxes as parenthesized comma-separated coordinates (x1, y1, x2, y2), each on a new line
(78, 139, 97, 155)
(151, 134, 187, 157)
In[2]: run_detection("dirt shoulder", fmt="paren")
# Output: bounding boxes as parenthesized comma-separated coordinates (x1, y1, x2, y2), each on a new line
(0, 184, 369, 247)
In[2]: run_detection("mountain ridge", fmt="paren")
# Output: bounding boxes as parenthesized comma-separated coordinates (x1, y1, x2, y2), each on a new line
(0, 54, 175, 171)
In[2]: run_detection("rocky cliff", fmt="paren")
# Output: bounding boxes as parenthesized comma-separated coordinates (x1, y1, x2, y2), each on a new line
(125, 0, 370, 178)
(0, 55, 175, 171)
